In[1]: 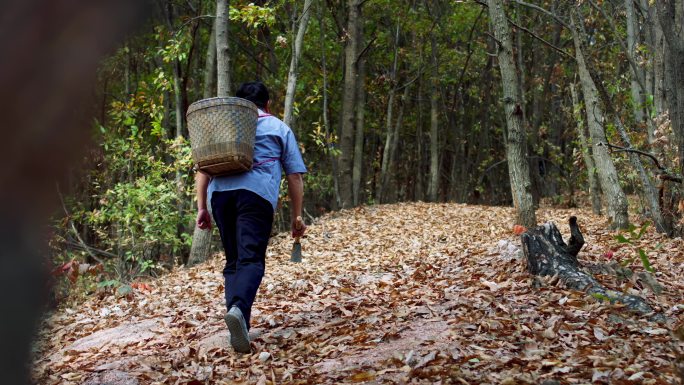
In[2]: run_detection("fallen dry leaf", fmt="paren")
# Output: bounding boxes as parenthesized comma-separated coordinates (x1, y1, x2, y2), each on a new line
(32, 203, 684, 384)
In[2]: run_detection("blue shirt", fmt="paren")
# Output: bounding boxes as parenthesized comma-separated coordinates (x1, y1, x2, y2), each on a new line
(208, 110, 307, 210)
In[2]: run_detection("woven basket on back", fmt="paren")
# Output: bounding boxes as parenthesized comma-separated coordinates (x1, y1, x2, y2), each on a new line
(187, 97, 258, 176)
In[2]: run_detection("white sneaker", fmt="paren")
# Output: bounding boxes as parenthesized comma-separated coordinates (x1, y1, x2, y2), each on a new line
(224, 306, 251, 353)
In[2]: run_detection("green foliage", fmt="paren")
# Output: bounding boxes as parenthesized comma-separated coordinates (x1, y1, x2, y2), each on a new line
(83, 135, 193, 280)
(613, 222, 655, 273)
(51, 0, 684, 303)
(230, 2, 277, 29)
(591, 292, 618, 303)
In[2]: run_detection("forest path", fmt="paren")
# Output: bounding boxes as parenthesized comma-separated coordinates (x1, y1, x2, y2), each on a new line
(34, 202, 684, 384)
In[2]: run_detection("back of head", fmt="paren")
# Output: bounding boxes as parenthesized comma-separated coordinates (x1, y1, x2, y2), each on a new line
(236, 81, 269, 109)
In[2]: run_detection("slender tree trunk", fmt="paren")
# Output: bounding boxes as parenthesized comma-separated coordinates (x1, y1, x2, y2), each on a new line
(657, 0, 684, 176)
(352, 39, 366, 206)
(474, 36, 496, 203)
(172, 62, 185, 138)
(317, 2, 340, 209)
(427, 36, 440, 202)
(203, 17, 217, 99)
(338, 0, 361, 208)
(387, 83, 411, 203)
(377, 25, 400, 204)
(415, 77, 425, 201)
(570, 83, 602, 215)
(457, 93, 469, 202)
(519, 10, 542, 204)
(124, 45, 131, 99)
(188, 15, 218, 267)
(283, 0, 313, 128)
(572, 14, 630, 229)
(649, 1, 667, 117)
(488, 0, 537, 227)
(162, 2, 185, 138)
(613, 115, 668, 233)
(639, 0, 663, 145)
(216, 0, 231, 97)
(626, 0, 646, 123)
(161, 0, 190, 261)
(378, 87, 396, 203)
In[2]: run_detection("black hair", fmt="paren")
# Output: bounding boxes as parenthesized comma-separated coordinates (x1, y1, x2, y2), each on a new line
(235, 81, 269, 109)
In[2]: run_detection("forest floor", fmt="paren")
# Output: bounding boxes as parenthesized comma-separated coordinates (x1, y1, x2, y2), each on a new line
(33, 202, 684, 385)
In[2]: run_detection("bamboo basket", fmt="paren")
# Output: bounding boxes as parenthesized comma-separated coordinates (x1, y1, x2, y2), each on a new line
(186, 97, 258, 176)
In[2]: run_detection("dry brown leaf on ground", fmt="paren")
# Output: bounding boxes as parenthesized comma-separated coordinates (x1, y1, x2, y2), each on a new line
(33, 203, 684, 384)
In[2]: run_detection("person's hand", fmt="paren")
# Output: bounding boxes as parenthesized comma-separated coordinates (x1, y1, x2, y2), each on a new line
(197, 208, 212, 230)
(291, 216, 306, 238)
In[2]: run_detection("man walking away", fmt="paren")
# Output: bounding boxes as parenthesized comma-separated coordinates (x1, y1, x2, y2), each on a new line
(195, 81, 307, 353)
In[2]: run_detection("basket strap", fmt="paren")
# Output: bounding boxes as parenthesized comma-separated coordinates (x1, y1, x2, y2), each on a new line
(254, 157, 279, 167)
(258, 114, 272, 118)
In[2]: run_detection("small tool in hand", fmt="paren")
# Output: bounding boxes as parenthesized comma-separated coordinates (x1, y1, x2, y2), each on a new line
(290, 216, 303, 262)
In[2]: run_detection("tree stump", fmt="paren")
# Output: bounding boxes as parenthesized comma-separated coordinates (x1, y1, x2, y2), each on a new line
(521, 217, 661, 320)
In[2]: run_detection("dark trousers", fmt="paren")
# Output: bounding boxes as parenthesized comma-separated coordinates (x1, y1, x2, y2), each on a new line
(211, 189, 273, 328)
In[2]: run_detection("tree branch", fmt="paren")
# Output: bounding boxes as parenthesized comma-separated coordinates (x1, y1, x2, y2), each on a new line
(64, 240, 120, 259)
(512, 0, 570, 29)
(601, 142, 683, 183)
(508, 19, 573, 59)
(56, 183, 106, 265)
(455, 8, 486, 88)
(475, 0, 572, 59)
(587, 0, 647, 93)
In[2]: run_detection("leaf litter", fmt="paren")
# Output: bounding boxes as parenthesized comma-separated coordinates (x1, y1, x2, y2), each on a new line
(33, 202, 684, 384)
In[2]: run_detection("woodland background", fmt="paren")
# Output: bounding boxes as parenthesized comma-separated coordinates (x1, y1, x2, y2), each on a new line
(52, 0, 684, 295)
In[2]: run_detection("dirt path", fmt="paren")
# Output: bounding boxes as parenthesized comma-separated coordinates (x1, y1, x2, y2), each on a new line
(34, 203, 684, 384)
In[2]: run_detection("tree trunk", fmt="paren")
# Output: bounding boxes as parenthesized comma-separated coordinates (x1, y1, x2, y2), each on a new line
(318, 2, 340, 209)
(521, 217, 661, 320)
(488, 0, 537, 228)
(377, 25, 400, 204)
(641, 0, 659, 144)
(162, 0, 189, 261)
(427, 36, 440, 202)
(656, 0, 684, 176)
(202, 16, 217, 100)
(649, 1, 667, 118)
(378, 87, 396, 204)
(188, 14, 219, 267)
(415, 77, 425, 202)
(337, 0, 361, 208)
(626, 0, 646, 123)
(581, 26, 669, 233)
(572, 14, 630, 229)
(387, 83, 411, 203)
(216, 0, 231, 97)
(569, 83, 602, 215)
(613, 115, 669, 233)
(283, 0, 314, 129)
(352, 42, 366, 206)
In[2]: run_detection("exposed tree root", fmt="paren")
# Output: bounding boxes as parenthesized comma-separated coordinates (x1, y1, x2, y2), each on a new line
(521, 217, 664, 321)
